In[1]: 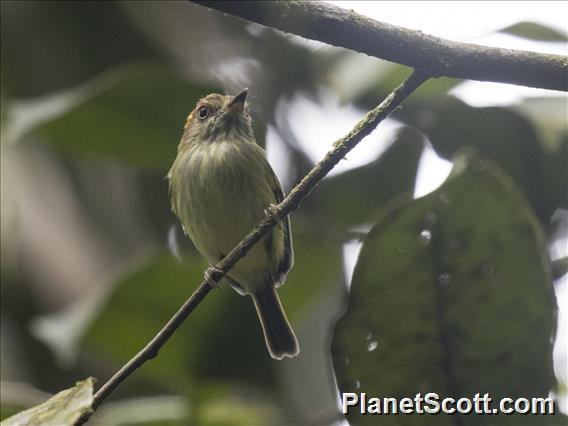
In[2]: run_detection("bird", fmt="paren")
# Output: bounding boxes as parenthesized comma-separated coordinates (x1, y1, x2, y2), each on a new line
(167, 88, 299, 360)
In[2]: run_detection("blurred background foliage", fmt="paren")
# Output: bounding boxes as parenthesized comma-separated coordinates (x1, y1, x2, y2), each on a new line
(1, 1, 566, 425)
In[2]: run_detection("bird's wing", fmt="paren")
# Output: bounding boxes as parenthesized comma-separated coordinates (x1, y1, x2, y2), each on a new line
(267, 165, 294, 287)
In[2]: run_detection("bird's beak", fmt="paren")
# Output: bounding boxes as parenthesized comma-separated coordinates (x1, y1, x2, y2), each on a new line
(228, 88, 248, 114)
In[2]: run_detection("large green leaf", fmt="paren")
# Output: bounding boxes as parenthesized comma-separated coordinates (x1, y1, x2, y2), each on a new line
(1, 378, 94, 426)
(332, 151, 558, 425)
(36, 65, 217, 172)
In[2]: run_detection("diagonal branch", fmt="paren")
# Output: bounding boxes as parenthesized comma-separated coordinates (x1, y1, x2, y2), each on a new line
(193, 0, 568, 92)
(77, 70, 429, 425)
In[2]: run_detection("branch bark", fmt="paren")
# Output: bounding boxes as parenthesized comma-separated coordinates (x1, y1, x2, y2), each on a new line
(76, 70, 429, 425)
(194, 0, 568, 92)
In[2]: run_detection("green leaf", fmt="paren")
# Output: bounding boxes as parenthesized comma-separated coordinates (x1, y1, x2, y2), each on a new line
(35, 64, 217, 172)
(332, 150, 558, 425)
(1, 378, 94, 426)
(498, 21, 568, 41)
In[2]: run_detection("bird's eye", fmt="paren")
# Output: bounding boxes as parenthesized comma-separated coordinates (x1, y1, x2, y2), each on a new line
(197, 106, 209, 120)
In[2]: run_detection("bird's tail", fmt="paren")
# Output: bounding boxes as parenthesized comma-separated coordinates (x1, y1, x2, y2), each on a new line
(251, 284, 300, 360)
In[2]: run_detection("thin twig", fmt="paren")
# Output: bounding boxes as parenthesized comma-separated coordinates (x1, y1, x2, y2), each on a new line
(77, 70, 429, 425)
(193, 1, 568, 92)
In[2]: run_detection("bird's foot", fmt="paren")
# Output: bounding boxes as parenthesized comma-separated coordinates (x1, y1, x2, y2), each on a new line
(204, 266, 224, 289)
(264, 203, 281, 222)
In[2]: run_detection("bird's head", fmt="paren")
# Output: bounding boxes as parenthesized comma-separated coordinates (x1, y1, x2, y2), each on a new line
(180, 88, 253, 147)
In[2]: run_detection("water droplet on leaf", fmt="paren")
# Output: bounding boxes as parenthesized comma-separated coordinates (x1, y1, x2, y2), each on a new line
(418, 230, 432, 245)
(438, 273, 451, 286)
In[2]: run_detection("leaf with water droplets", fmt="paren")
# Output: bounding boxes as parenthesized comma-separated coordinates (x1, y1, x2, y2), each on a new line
(332, 150, 560, 425)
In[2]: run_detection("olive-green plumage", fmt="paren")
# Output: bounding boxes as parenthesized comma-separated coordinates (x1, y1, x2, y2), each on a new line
(168, 89, 299, 359)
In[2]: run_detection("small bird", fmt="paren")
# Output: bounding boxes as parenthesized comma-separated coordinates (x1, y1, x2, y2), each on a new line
(167, 89, 299, 360)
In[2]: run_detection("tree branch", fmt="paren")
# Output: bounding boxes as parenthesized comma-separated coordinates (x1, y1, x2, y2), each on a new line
(76, 70, 429, 425)
(193, 0, 568, 92)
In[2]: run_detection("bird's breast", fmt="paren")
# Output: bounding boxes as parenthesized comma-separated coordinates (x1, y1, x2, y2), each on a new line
(170, 140, 274, 260)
